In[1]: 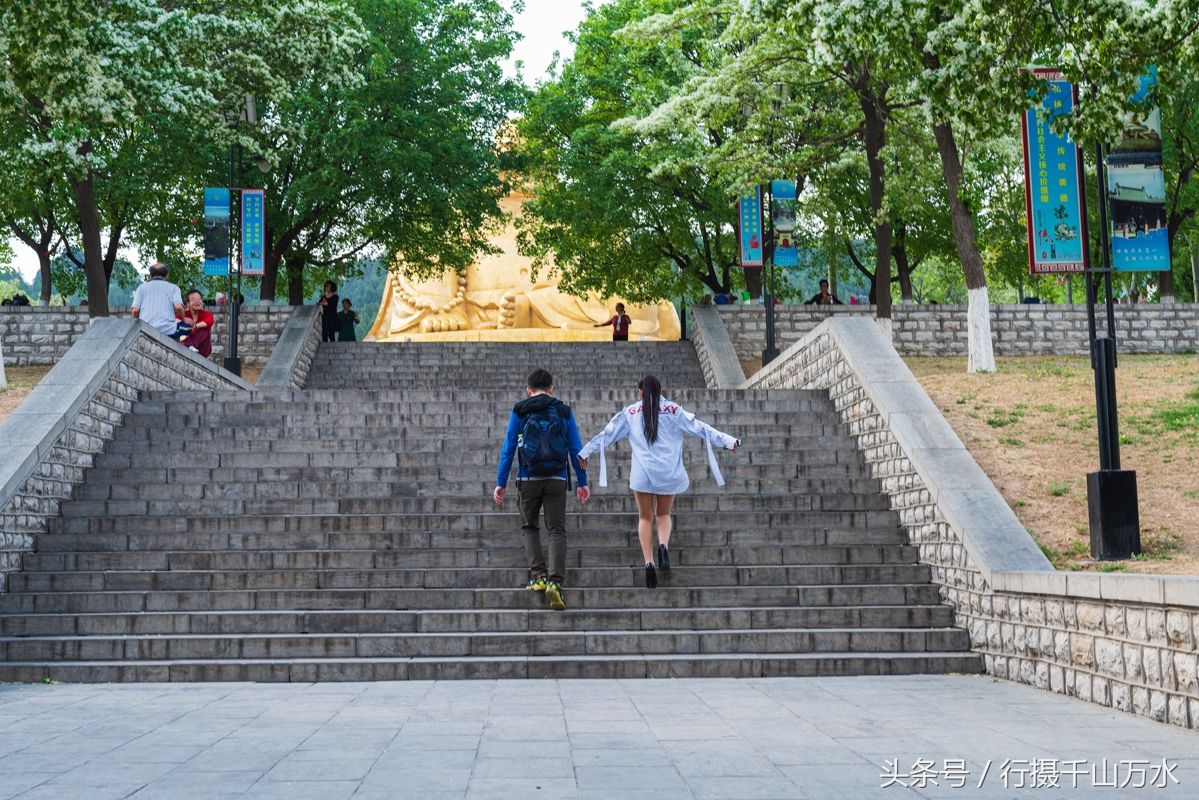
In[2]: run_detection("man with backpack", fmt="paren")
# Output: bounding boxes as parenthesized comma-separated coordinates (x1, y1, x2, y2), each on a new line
(493, 368, 590, 610)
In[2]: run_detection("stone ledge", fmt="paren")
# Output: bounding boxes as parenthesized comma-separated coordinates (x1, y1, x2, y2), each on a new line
(1, 319, 249, 589)
(257, 306, 322, 389)
(689, 306, 745, 389)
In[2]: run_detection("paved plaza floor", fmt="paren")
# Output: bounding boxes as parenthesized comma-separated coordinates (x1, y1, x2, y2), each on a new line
(0, 675, 1193, 799)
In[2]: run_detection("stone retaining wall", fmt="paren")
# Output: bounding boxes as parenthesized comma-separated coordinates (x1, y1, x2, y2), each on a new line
(0, 305, 300, 367)
(689, 306, 746, 389)
(0, 320, 250, 590)
(720, 304, 1199, 360)
(745, 316, 1199, 730)
(257, 306, 322, 389)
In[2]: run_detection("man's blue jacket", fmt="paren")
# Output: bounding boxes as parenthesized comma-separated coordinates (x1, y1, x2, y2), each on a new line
(496, 394, 589, 488)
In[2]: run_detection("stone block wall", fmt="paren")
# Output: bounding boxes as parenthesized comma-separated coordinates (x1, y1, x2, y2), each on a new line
(257, 306, 322, 389)
(1, 305, 300, 367)
(0, 320, 250, 590)
(688, 306, 745, 389)
(720, 303, 1199, 360)
(745, 317, 1199, 730)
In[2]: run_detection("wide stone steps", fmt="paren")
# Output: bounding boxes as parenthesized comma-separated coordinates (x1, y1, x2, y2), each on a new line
(0, 627, 970, 662)
(0, 651, 984, 683)
(6, 563, 932, 592)
(0, 341, 982, 682)
(23, 543, 920, 572)
(80, 467, 878, 487)
(0, 583, 944, 613)
(0, 605, 958, 637)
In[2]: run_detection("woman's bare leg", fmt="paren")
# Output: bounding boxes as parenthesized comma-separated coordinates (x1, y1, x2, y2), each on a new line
(634, 491, 656, 564)
(654, 494, 675, 548)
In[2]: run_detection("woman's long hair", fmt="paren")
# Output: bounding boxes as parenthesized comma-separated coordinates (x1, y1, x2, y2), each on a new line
(638, 374, 662, 444)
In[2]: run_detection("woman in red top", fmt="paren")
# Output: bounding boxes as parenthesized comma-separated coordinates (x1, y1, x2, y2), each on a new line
(177, 289, 215, 357)
(595, 303, 632, 342)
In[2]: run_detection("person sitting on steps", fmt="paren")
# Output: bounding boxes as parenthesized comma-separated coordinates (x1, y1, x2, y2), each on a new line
(578, 374, 739, 589)
(176, 289, 214, 357)
(493, 368, 590, 611)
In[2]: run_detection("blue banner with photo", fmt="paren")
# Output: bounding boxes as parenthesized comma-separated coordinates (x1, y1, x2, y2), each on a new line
(738, 188, 764, 267)
(1108, 68, 1170, 272)
(203, 188, 230, 277)
(1020, 70, 1087, 274)
(770, 180, 799, 267)
(241, 189, 266, 276)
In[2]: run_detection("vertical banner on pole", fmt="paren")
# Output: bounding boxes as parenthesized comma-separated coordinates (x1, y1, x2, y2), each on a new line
(203, 188, 231, 277)
(241, 189, 265, 276)
(770, 179, 799, 267)
(738, 188, 764, 267)
(1108, 68, 1170, 272)
(1020, 69, 1088, 274)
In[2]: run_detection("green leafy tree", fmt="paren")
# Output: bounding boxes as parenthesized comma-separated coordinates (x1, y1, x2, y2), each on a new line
(0, 0, 364, 316)
(254, 0, 524, 305)
(517, 0, 746, 301)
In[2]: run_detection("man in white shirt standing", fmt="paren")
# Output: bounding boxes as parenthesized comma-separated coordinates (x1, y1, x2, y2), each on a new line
(130, 263, 183, 336)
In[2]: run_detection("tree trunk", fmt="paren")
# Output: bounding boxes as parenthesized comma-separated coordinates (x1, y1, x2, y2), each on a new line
(286, 255, 306, 306)
(743, 267, 762, 299)
(893, 221, 914, 303)
(1158, 268, 1174, 303)
(261, 227, 279, 302)
(38, 249, 52, 305)
(932, 121, 995, 372)
(859, 92, 892, 334)
(69, 171, 109, 317)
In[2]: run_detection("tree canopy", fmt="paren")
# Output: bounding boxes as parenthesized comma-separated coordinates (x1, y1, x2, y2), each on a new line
(0, 0, 522, 313)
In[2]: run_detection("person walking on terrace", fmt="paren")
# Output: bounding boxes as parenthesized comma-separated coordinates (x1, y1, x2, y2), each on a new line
(337, 298, 360, 342)
(594, 302, 632, 342)
(804, 279, 843, 306)
(494, 368, 590, 610)
(577, 374, 739, 589)
(318, 281, 340, 342)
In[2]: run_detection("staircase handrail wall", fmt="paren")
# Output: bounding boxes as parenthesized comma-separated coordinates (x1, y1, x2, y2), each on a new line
(257, 306, 322, 389)
(689, 306, 746, 389)
(0, 319, 250, 591)
(744, 316, 1199, 730)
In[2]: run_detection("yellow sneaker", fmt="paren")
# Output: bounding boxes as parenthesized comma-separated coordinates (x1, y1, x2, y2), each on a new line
(545, 581, 566, 611)
(526, 576, 548, 592)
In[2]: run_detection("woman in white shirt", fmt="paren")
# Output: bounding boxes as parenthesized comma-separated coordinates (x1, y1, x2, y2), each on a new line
(577, 375, 739, 588)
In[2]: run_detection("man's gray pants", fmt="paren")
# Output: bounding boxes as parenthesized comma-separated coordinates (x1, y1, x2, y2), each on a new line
(518, 479, 567, 585)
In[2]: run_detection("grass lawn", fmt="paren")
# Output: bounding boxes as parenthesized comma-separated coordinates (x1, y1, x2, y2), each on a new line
(907, 354, 1199, 575)
(0, 366, 52, 424)
(1, 363, 260, 427)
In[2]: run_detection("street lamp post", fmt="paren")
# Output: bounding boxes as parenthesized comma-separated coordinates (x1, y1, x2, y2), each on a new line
(761, 179, 780, 366)
(1085, 141, 1140, 560)
(220, 95, 258, 377)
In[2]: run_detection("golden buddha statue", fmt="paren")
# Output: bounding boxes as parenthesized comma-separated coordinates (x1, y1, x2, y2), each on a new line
(365, 188, 680, 342)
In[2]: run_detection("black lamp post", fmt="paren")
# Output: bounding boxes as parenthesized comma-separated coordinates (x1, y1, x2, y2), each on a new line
(762, 182, 780, 366)
(220, 95, 259, 378)
(1085, 141, 1140, 559)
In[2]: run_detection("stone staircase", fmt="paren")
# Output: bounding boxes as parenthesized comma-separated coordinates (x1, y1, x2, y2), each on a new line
(0, 341, 981, 681)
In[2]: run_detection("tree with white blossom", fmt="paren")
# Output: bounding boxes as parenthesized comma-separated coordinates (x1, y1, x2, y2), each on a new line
(0, 0, 364, 316)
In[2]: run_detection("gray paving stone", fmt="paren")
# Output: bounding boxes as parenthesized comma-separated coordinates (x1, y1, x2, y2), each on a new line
(464, 778, 579, 800)
(686, 775, 805, 800)
(240, 781, 360, 800)
(263, 755, 376, 782)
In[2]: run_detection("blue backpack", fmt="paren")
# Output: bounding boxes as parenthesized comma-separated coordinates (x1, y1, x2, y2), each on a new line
(518, 403, 571, 484)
